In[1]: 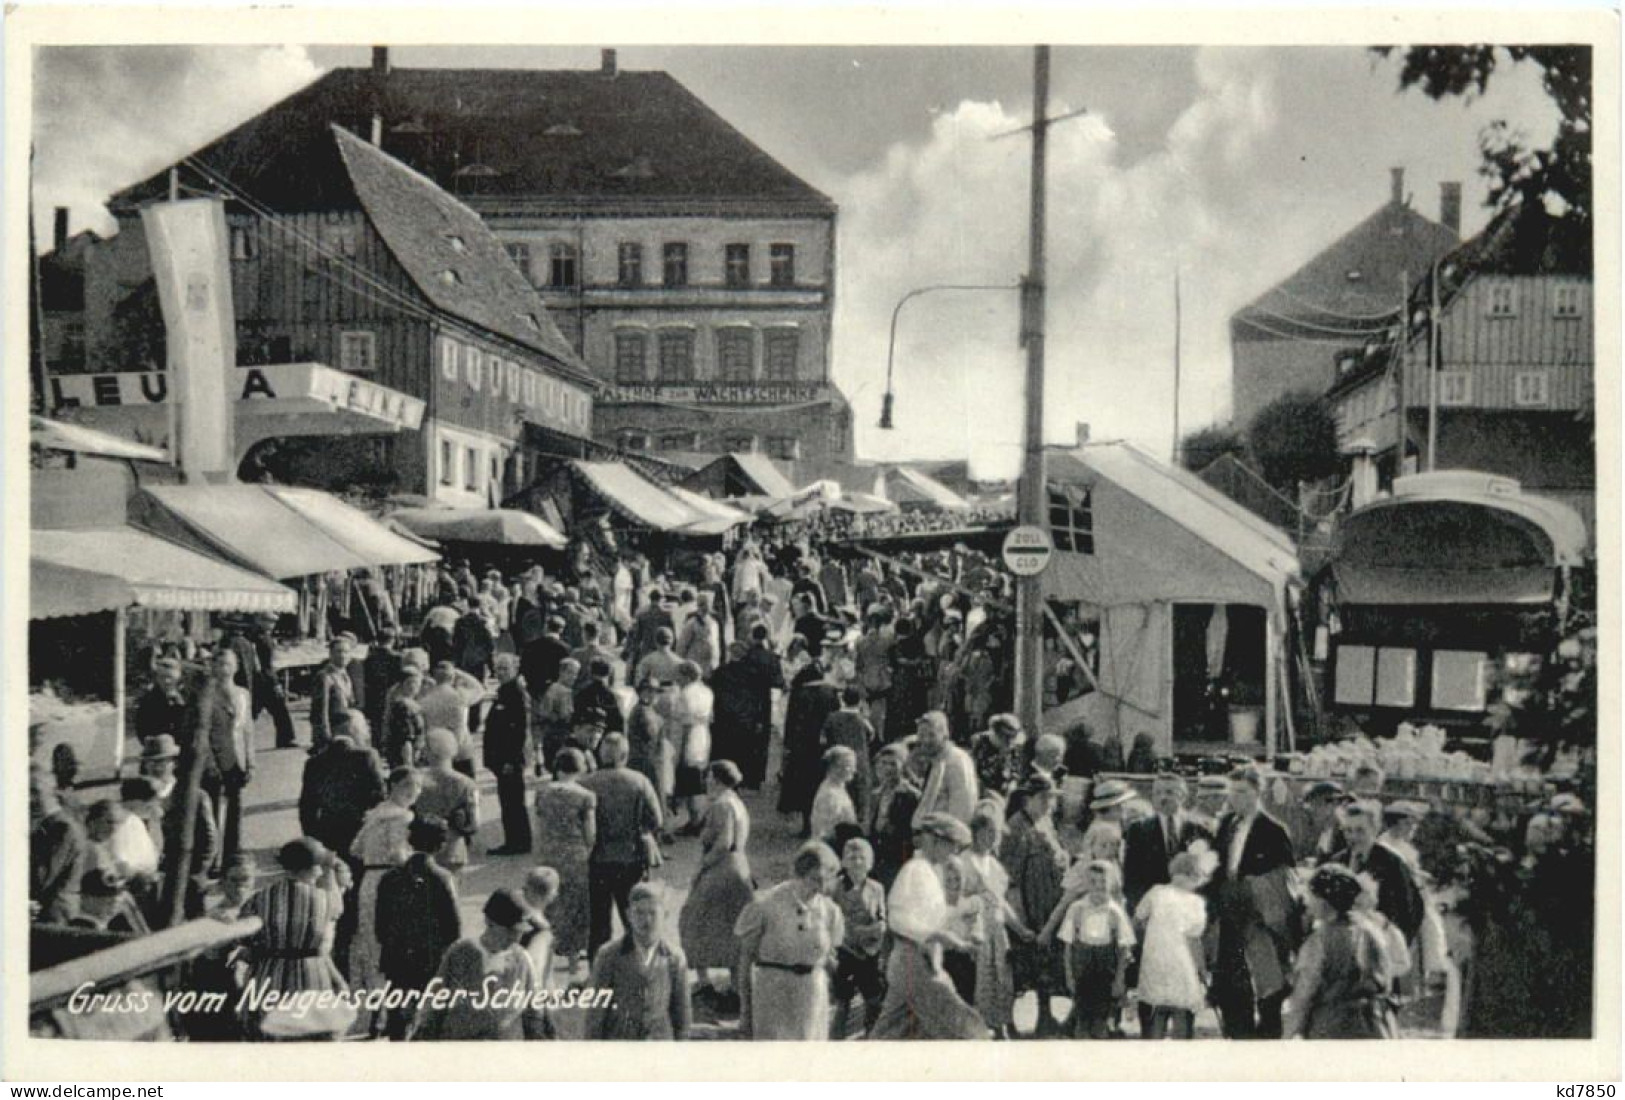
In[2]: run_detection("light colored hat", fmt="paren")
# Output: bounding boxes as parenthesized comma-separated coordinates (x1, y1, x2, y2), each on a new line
(914, 812, 972, 848)
(1089, 778, 1136, 810)
(138, 735, 181, 762)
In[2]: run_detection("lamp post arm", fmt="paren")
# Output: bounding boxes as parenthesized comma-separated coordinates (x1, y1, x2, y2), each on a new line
(880, 282, 1021, 429)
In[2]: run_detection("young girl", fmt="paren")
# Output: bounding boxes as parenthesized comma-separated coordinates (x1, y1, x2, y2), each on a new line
(1133, 846, 1216, 1039)
(939, 854, 984, 1007)
(809, 746, 859, 846)
(963, 805, 1027, 1039)
(1057, 859, 1135, 1039)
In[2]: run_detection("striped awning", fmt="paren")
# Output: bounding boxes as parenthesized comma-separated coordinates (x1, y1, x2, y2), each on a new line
(31, 527, 296, 619)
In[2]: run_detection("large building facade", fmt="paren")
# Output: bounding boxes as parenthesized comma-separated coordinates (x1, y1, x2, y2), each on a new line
(98, 48, 851, 470)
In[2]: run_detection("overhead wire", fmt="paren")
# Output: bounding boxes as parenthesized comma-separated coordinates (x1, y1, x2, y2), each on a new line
(184, 156, 848, 417)
(1258, 281, 1406, 323)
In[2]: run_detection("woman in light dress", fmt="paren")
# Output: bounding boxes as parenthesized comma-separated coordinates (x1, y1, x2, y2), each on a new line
(348, 766, 422, 1003)
(670, 660, 714, 835)
(963, 803, 1028, 1038)
(679, 761, 756, 1006)
(533, 748, 597, 971)
(735, 842, 844, 1041)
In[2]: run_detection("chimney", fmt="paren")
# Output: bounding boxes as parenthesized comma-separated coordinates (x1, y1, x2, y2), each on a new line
(601, 48, 618, 77)
(1439, 181, 1462, 235)
(1075, 422, 1091, 447)
(53, 207, 68, 253)
(1390, 167, 1405, 207)
(370, 47, 389, 146)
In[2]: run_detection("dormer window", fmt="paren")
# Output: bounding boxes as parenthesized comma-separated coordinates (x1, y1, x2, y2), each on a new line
(1345, 270, 1363, 283)
(544, 123, 582, 137)
(1553, 284, 1584, 318)
(440, 269, 463, 286)
(446, 235, 468, 254)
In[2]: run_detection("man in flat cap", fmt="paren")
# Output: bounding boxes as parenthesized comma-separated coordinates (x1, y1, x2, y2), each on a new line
(869, 812, 989, 1040)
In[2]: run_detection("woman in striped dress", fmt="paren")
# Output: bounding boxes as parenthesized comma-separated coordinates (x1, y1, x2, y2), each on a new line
(239, 838, 349, 1039)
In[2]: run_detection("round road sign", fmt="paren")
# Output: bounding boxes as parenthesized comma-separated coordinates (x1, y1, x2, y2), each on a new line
(1002, 524, 1054, 577)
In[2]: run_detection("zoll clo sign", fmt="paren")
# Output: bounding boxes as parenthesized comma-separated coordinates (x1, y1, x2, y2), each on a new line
(1001, 525, 1054, 577)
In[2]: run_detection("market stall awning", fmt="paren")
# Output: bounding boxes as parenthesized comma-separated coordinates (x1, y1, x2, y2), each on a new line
(31, 527, 296, 619)
(388, 506, 567, 548)
(30, 416, 169, 463)
(884, 466, 970, 510)
(569, 461, 708, 532)
(665, 485, 751, 535)
(132, 484, 370, 579)
(265, 486, 441, 566)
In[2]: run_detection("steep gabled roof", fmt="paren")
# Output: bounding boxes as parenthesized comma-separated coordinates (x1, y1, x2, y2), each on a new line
(110, 66, 835, 216)
(332, 126, 589, 378)
(1233, 200, 1458, 341)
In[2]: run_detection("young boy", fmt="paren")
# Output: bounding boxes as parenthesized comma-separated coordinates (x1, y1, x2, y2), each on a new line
(830, 837, 887, 1039)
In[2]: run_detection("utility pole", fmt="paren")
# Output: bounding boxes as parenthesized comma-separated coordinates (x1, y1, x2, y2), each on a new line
(1172, 266, 1182, 464)
(1426, 259, 1440, 471)
(1395, 268, 1409, 475)
(1014, 45, 1051, 738)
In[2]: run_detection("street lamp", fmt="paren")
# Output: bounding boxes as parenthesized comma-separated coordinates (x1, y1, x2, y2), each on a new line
(879, 282, 1022, 429)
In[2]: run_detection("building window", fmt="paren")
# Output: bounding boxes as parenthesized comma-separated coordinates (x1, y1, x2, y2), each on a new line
(464, 446, 480, 492)
(438, 335, 460, 379)
(1432, 650, 1490, 712)
(338, 330, 377, 373)
(325, 223, 359, 258)
(723, 433, 756, 453)
(659, 432, 699, 452)
(769, 243, 796, 287)
(439, 439, 455, 486)
(614, 331, 648, 383)
(504, 242, 533, 282)
(1486, 283, 1517, 318)
(1553, 284, 1584, 318)
(663, 243, 689, 288)
(230, 226, 258, 261)
(717, 328, 754, 382)
(618, 243, 643, 287)
(618, 431, 650, 452)
(766, 435, 800, 461)
(1047, 481, 1094, 554)
(763, 329, 799, 382)
(1333, 644, 1417, 707)
(1514, 370, 1551, 407)
(725, 243, 751, 287)
(658, 329, 695, 381)
(465, 345, 483, 390)
(1438, 370, 1472, 406)
(549, 243, 578, 289)
(490, 455, 500, 490)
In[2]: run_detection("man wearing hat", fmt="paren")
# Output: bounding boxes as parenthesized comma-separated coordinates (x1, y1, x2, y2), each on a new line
(310, 635, 357, 755)
(1085, 776, 1137, 829)
(139, 735, 219, 919)
(869, 812, 990, 1040)
(969, 714, 1027, 802)
(412, 887, 550, 1041)
(912, 711, 979, 828)
(134, 658, 191, 750)
(1210, 766, 1297, 1039)
(1299, 780, 1350, 862)
(246, 614, 298, 749)
(1191, 775, 1232, 835)
(1003, 772, 1070, 1037)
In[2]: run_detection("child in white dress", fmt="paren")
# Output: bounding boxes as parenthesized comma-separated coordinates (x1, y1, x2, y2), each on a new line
(1132, 846, 1216, 1039)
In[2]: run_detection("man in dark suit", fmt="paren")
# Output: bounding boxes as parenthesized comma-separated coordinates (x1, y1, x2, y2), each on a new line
(297, 721, 387, 862)
(1327, 799, 1424, 945)
(483, 653, 533, 856)
(521, 618, 571, 700)
(580, 733, 664, 958)
(1210, 766, 1297, 1039)
(1124, 773, 1214, 911)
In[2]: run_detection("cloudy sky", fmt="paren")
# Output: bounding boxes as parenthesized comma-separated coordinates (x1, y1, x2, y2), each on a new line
(31, 42, 1562, 478)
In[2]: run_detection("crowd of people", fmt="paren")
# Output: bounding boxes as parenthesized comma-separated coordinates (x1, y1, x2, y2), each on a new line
(29, 522, 1596, 1043)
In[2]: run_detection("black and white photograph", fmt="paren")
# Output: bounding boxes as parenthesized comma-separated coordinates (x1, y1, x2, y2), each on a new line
(8, 4, 1617, 1082)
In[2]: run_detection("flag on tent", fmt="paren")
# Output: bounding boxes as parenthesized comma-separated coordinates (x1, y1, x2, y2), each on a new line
(1047, 480, 1094, 554)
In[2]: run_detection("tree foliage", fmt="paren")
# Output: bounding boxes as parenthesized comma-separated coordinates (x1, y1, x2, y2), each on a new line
(1373, 45, 1591, 229)
(1246, 391, 1341, 493)
(1179, 423, 1244, 472)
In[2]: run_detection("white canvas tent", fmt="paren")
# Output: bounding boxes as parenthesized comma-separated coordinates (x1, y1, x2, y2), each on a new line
(1040, 442, 1302, 758)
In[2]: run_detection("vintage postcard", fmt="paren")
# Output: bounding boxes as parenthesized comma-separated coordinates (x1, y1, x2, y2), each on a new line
(5, 2, 1618, 1082)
